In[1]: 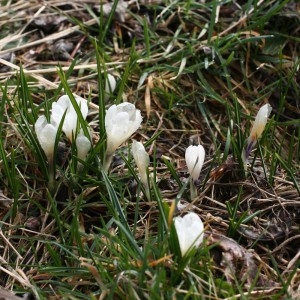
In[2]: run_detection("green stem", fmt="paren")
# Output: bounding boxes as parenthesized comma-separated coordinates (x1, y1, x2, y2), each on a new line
(141, 177, 150, 201)
(103, 152, 113, 174)
(190, 179, 197, 200)
(48, 158, 55, 194)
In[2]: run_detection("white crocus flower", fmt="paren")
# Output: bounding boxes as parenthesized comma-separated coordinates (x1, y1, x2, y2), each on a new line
(35, 115, 58, 163)
(185, 144, 205, 199)
(174, 212, 204, 257)
(51, 95, 88, 142)
(104, 102, 142, 172)
(245, 104, 272, 159)
(75, 129, 91, 173)
(104, 74, 117, 101)
(35, 115, 59, 191)
(185, 145, 205, 181)
(132, 140, 150, 199)
(76, 129, 91, 162)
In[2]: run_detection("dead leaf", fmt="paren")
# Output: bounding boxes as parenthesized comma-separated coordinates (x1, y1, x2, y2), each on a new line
(51, 39, 74, 60)
(32, 15, 67, 33)
(207, 232, 272, 287)
(0, 289, 21, 300)
(95, 1, 129, 23)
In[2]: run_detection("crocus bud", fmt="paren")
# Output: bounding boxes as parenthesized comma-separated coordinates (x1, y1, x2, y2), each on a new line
(75, 130, 91, 161)
(245, 104, 272, 158)
(105, 102, 142, 156)
(51, 95, 88, 142)
(35, 115, 58, 162)
(105, 74, 117, 100)
(132, 140, 149, 175)
(174, 212, 204, 256)
(132, 140, 149, 195)
(185, 145, 205, 181)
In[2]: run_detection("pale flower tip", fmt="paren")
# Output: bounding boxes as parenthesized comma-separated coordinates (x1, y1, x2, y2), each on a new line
(185, 144, 205, 181)
(249, 103, 272, 141)
(132, 140, 149, 179)
(105, 74, 117, 96)
(76, 133, 91, 161)
(174, 212, 204, 257)
(35, 116, 58, 162)
(34, 115, 47, 135)
(51, 94, 89, 142)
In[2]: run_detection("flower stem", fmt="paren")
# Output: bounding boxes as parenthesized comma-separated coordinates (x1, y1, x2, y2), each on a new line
(103, 152, 113, 174)
(244, 139, 254, 161)
(190, 178, 197, 200)
(139, 172, 150, 200)
(48, 159, 55, 193)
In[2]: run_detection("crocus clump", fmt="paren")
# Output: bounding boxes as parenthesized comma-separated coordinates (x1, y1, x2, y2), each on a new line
(132, 140, 150, 199)
(185, 144, 205, 199)
(35, 94, 91, 189)
(174, 212, 204, 257)
(104, 102, 142, 172)
(244, 103, 272, 160)
(51, 95, 88, 142)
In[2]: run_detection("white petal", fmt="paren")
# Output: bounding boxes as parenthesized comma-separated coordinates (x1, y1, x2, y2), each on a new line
(105, 103, 142, 155)
(185, 145, 205, 181)
(63, 110, 77, 141)
(174, 212, 204, 256)
(35, 115, 47, 139)
(106, 112, 130, 153)
(76, 131, 91, 161)
(56, 95, 71, 109)
(105, 74, 117, 98)
(132, 140, 149, 174)
(75, 95, 88, 120)
(105, 104, 118, 131)
(50, 102, 65, 126)
(249, 104, 272, 142)
(116, 102, 134, 113)
(51, 94, 89, 141)
(35, 116, 58, 161)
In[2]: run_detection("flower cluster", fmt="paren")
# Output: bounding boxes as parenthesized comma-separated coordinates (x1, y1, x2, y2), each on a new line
(35, 94, 91, 165)
(34, 85, 273, 262)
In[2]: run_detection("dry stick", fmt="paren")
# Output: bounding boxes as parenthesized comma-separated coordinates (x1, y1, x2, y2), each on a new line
(0, 19, 98, 56)
(0, 289, 28, 300)
(0, 31, 35, 52)
(0, 62, 123, 76)
(0, 257, 33, 289)
(0, 57, 101, 110)
(0, 230, 23, 260)
(19, 5, 46, 35)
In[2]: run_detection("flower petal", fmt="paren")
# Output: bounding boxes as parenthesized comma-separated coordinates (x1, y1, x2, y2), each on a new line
(174, 212, 204, 256)
(249, 103, 272, 142)
(76, 130, 91, 161)
(185, 145, 205, 181)
(35, 116, 58, 161)
(105, 102, 142, 155)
